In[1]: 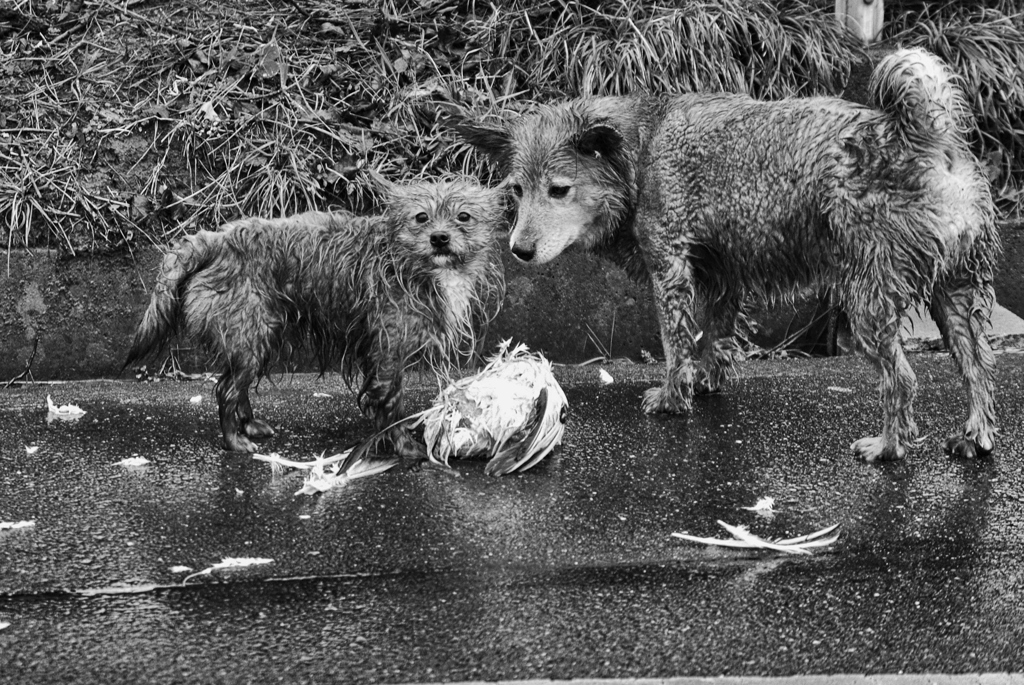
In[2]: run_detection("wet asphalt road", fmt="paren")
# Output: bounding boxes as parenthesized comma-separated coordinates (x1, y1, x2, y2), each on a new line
(1, 353, 1024, 684)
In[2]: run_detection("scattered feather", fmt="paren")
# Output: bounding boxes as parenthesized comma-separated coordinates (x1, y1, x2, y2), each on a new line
(672, 521, 840, 555)
(255, 451, 289, 475)
(253, 450, 398, 496)
(169, 565, 193, 573)
(253, 451, 337, 471)
(183, 557, 273, 584)
(46, 395, 86, 422)
(117, 457, 151, 467)
(404, 340, 568, 476)
(25, 445, 39, 455)
(741, 496, 776, 518)
(296, 455, 399, 496)
(598, 368, 614, 385)
(189, 395, 203, 404)
(0, 520, 35, 531)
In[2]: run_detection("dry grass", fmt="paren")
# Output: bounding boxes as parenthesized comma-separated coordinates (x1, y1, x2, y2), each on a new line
(1, 0, 1020, 258)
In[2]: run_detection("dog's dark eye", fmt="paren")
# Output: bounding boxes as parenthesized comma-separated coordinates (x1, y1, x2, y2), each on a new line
(549, 185, 570, 199)
(511, 183, 523, 198)
(415, 212, 429, 224)
(456, 211, 471, 222)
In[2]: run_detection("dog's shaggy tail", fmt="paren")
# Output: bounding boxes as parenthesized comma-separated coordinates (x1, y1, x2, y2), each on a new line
(869, 47, 972, 148)
(123, 232, 219, 371)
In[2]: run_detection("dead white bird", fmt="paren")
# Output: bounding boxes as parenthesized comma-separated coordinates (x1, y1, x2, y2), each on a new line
(404, 340, 568, 476)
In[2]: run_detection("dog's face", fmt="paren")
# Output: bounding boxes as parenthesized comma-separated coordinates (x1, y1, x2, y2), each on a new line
(456, 102, 634, 265)
(386, 180, 503, 271)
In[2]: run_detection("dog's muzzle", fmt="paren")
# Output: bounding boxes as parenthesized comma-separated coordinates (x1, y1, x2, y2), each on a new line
(430, 233, 465, 266)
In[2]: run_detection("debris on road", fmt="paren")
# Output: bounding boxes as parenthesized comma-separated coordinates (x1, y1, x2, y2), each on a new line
(0, 520, 35, 531)
(46, 395, 86, 422)
(294, 457, 398, 495)
(741, 496, 777, 518)
(599, 368, 614, 385)
(672, 521, 840, 555)
(253, 450, 399, 496)
(183, 557, 274, 584)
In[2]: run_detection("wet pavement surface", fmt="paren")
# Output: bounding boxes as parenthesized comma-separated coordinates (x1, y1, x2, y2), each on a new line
(2, 353, 1024, 684)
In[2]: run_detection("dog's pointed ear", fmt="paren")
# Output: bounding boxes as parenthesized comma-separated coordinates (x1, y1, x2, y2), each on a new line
(448, 114, 512, 167)
(575, 124, 623, 160)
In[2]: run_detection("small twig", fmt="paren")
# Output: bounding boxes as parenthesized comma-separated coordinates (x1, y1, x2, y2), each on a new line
(274, 0, 313, 21)
(4, 338, 39, 388)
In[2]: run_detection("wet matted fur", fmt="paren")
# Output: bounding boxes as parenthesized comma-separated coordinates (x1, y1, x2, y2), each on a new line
(456, 48, 1000, 462)
(124, 178, 505, 455)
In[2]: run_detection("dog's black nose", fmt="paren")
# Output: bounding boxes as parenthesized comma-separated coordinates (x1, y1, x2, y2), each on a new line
(430, 232, 450, 249)
(511, 244, 535, 262)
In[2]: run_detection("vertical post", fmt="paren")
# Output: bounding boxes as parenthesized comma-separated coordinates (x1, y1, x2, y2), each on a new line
(835, 0, 884, 45)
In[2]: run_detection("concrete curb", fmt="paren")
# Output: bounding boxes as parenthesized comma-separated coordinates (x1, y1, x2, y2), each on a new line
(395, 676, 1024, 685)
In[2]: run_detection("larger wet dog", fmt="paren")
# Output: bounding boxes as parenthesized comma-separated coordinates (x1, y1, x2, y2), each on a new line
(125, 178, 504, 456)
(456, 48, 999, 461)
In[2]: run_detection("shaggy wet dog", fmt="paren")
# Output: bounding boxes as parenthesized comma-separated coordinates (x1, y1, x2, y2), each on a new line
(125, 178, 504, 456)
(456, 48, 999, 462)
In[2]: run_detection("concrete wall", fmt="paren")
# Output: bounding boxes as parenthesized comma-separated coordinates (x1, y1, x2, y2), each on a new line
(2, 218, 1021, 381)
(1, 249, 161, 380)
(996, 221, 1024, 317)
(0, 247, 662, 380)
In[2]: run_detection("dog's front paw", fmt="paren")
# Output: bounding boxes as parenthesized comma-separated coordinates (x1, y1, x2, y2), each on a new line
(642, 385, 691, 414)
(944, 434, 994, 459)
(851, 436, 906, 462)
(243, 418, 276, 440)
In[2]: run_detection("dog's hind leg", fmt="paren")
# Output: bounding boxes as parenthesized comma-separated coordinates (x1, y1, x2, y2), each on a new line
(929, 278, 997, 458)
(238, 390, 275, 440)
(847, 299, 919, 462)
(215, 362, 260, 453)
(695, 294, 742, 395)
(643, 257, 700, 414)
